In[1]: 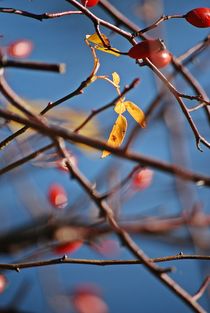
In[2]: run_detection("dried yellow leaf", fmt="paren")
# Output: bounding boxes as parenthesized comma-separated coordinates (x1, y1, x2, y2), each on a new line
(114, 101, 126, 114)
(86, 33, 110, 46)
(124, 101, 146, 127)
(101, 114, 127, 158)
(86, 33, 120, 57)
(112, 72, 120, 86)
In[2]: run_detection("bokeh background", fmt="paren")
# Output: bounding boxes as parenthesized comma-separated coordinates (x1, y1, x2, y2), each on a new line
(0, 0, 210, 312)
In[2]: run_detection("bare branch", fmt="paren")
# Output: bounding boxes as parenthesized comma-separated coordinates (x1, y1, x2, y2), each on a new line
(0, 254, 209, 271)
(0, 7, 82, 21)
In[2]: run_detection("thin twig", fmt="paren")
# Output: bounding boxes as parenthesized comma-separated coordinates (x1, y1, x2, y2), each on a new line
(0, 254, 209, 271)
(0, 8, 83, 21)
(133, 15, 184, 36)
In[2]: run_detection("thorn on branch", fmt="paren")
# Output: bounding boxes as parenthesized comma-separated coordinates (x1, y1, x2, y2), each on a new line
(196, 138, 203, 152)
(61, 255, 68, 261)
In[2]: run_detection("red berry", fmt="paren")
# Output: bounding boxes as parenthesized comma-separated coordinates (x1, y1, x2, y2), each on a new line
(132, 168, 154, 190)
(48, 184, 68, 209)
(185, 8, 210, 28)
(7, 40, 33, 58)
(148, 49, 171, 68)
(128, 39, 165, 60)
(81, 0, 99, 7)
(54, 241, 82, 255)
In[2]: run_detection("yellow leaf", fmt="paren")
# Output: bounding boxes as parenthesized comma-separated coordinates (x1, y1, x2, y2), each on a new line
(86, 33, 110, 46)
(112, 72, 120, 86)
(101, 114, 127, 158)
(86, 33, 120, 57)
(124, 101, 146, 127)
(114, 100, 126, 114)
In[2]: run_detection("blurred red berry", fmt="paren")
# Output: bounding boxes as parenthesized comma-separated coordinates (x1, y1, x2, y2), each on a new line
(81, 0, 99, 7)
(185, 8, 210, 28)
(54, 241, 82, 255)
(148, 49, 171, 68)
(132, 168, 154, 190)
(93, 239, 120, 257)
(0, 274, 7, 293)
(7, 40, 33, 58)
(48, 184, 68, 209)
(128, 39, 165, 59)
(72, 283, 108, 313)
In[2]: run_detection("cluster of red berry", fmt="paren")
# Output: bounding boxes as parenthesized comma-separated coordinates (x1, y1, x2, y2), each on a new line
(128, 8, 210, 67)
(80, 3, 210, 68)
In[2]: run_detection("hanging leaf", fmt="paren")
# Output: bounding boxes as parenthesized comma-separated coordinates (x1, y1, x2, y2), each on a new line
(86, 33, 110, 46)
(112, 72, 120, 86)
(114, 100, 126, 114)
(124, 101, 146, 127)
(101, 114, 127, 158)
(86, 33, 120, 57)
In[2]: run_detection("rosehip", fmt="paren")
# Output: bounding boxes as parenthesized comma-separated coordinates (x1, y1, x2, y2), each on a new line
(81, 0, 99, 7)
(128, 39, 165, 60)
(48, 184, 68, 209)
(54, 240, 82, 255)
(132, 168, 154, 190)
(7, 40, 33, 58)
(148, 49, 171, 68)
(185, 8, 210, 28)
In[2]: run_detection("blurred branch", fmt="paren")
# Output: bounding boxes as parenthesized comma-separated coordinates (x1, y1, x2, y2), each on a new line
(0, 143, 54, 176)
(193, 276, 210, 301)
(0, 45, 99, 150)
(54, 139, 207, 313)
(0, 107, 210, 185)
(1, 59, 65, 73)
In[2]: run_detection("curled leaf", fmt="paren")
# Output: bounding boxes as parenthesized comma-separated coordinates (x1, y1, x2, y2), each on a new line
(86, 33, 120, 57)
(86, 33, 110, 46)
(124, 101, 146, 127)
(101, 114, 127, 158)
